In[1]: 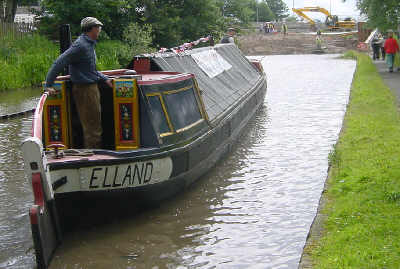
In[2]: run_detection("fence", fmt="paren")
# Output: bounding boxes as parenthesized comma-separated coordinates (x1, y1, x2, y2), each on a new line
(0, 21, 35, 41)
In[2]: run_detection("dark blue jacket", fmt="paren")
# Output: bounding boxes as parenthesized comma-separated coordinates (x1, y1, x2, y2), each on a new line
(45, 34, 108, 87)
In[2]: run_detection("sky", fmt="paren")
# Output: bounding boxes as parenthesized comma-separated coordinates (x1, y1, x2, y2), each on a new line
(282, 0, 361, 20)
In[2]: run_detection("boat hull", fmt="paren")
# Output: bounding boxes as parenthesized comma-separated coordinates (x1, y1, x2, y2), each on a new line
(22, 44, 267, 268)
(54, 75, 267, 230)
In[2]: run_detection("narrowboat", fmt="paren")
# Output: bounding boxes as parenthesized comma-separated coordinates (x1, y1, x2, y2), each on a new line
(21, 43, 267, 269)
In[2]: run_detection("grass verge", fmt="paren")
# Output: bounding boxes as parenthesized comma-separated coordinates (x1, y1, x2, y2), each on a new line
(305, 51, 400, 268)
(0, 34, 131, 91)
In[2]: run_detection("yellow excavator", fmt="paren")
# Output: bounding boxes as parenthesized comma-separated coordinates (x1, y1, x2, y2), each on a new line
(292, 6, 356, 31)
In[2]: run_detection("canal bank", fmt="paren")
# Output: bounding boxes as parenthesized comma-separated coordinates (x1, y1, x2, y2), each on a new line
(300, 52, 400, 268)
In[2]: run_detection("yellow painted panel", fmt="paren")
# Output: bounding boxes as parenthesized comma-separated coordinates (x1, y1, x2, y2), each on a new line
(113, 79, 140, 150)
(42, 81, 69, 149)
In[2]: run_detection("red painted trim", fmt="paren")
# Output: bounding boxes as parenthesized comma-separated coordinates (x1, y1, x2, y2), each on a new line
(32, 172, 45, 208)
(101, 69, 131, 76)
(133, 58, 151, 73)
(54, 70, 193, 86)
(138, 73, 194, 85)
(138, 71, 184, 75)
(32, 93, 48, 139)
(54, 69, 130, 81)
(251, 61, 263, 73)
(29, 206, 38, 225)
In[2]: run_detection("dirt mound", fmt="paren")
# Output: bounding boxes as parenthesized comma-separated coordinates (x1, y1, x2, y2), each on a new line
(239, 32, 359, 55)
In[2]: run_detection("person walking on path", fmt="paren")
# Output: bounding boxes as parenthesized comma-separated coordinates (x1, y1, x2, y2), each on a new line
(282, 23, 288, 36)
(371, 36, 381, 60)
(384, 30, 399, 72)
(45, 17, 113, 149)
(378, 34, 386, 60)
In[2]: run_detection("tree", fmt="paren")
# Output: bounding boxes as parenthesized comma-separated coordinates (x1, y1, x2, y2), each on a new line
(136, 0, 224, 48)
(354, 0, 400, 30)
(1, 0, 38, 22)
(40, 0, 224, 49)
(251, 1, 275, 22)
(1, 0, 17, 22)
(285, 16, 298, 23)
(220, 0, 255, 25)
(265, 0, 288, 20)
(40, 0, 140, 40)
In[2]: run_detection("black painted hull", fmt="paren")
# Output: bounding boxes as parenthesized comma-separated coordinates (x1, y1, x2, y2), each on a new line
(54, 75, 267, 231)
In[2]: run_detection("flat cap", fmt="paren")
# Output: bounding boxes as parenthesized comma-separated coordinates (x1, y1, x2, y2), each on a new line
(81, 17, 103, 28)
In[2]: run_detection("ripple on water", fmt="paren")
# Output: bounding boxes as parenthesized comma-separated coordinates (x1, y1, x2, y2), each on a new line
(0, 116, 35, 268)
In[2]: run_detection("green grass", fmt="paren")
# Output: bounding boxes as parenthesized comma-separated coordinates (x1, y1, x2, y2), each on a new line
(0, 34, 58, 91)
(96, 40, 131, 70)
(0, 34, 131, 91)
(309, 51, 400, 268)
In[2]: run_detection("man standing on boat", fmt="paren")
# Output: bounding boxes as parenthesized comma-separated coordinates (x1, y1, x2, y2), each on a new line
(220, 28, 236, 44)
(45, 17, 112, 149)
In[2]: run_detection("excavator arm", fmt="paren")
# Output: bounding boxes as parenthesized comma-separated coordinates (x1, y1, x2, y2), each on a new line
(292, 8, 316, 25)
(292, 6, 355, 30)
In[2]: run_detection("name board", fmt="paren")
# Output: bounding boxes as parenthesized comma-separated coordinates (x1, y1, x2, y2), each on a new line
(191, 49, 232, 78)
(79, 157, 173, 191)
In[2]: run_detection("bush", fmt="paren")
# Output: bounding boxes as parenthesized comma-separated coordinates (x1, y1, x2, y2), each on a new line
(96, 23, 155, 70)
(122, 23, 155, 55)
(0, 24, 156, 91)
(0, 34, 58, 91)
(96, 40, 131, 70)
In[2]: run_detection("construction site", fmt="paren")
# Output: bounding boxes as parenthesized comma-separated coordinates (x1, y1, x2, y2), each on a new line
(239, 6, 369, 56)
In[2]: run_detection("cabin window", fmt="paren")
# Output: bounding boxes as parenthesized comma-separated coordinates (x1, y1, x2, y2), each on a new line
(163, 86, 202, 131)
(147, 95, 172, 134)
(144, 79, 206, 138)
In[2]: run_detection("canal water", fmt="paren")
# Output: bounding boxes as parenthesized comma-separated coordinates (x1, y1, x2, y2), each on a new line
(0, 88, 40, 116)
(0, 55, 356, 269)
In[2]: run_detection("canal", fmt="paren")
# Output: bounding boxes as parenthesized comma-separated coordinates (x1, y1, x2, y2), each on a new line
(0, 54, 356, 268)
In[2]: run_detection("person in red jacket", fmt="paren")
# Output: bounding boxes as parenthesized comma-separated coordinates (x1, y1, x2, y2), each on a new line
(384, 29, 400, 72)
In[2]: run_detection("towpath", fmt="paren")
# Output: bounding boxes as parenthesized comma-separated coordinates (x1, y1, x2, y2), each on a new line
(299, 58, 400, 269)
(374, 60, 400, 102)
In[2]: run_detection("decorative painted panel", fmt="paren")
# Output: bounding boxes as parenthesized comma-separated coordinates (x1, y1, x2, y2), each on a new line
(43, 81, 69, 149)
(113, 79, 140, 150)
(47, 105, 63, 142)
(119, 103, 134, 141)
(115, 80, 135, 98)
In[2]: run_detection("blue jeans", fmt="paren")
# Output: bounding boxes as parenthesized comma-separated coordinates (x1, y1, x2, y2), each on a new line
(386, 53, 395, 70)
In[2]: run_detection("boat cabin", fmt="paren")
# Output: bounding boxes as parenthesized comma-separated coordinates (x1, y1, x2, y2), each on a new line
(38, 57, 209, 153)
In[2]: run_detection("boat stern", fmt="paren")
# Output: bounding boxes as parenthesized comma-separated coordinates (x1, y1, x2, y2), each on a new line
(22, 137, 61, 269)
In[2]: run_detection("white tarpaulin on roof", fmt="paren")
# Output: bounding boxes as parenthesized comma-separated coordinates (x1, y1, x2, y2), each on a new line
(191, 49, 232, 78)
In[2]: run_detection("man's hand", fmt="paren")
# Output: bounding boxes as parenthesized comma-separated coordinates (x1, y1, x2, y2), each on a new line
(106, 79, 113, 88)
(45, 87, 57, 95)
